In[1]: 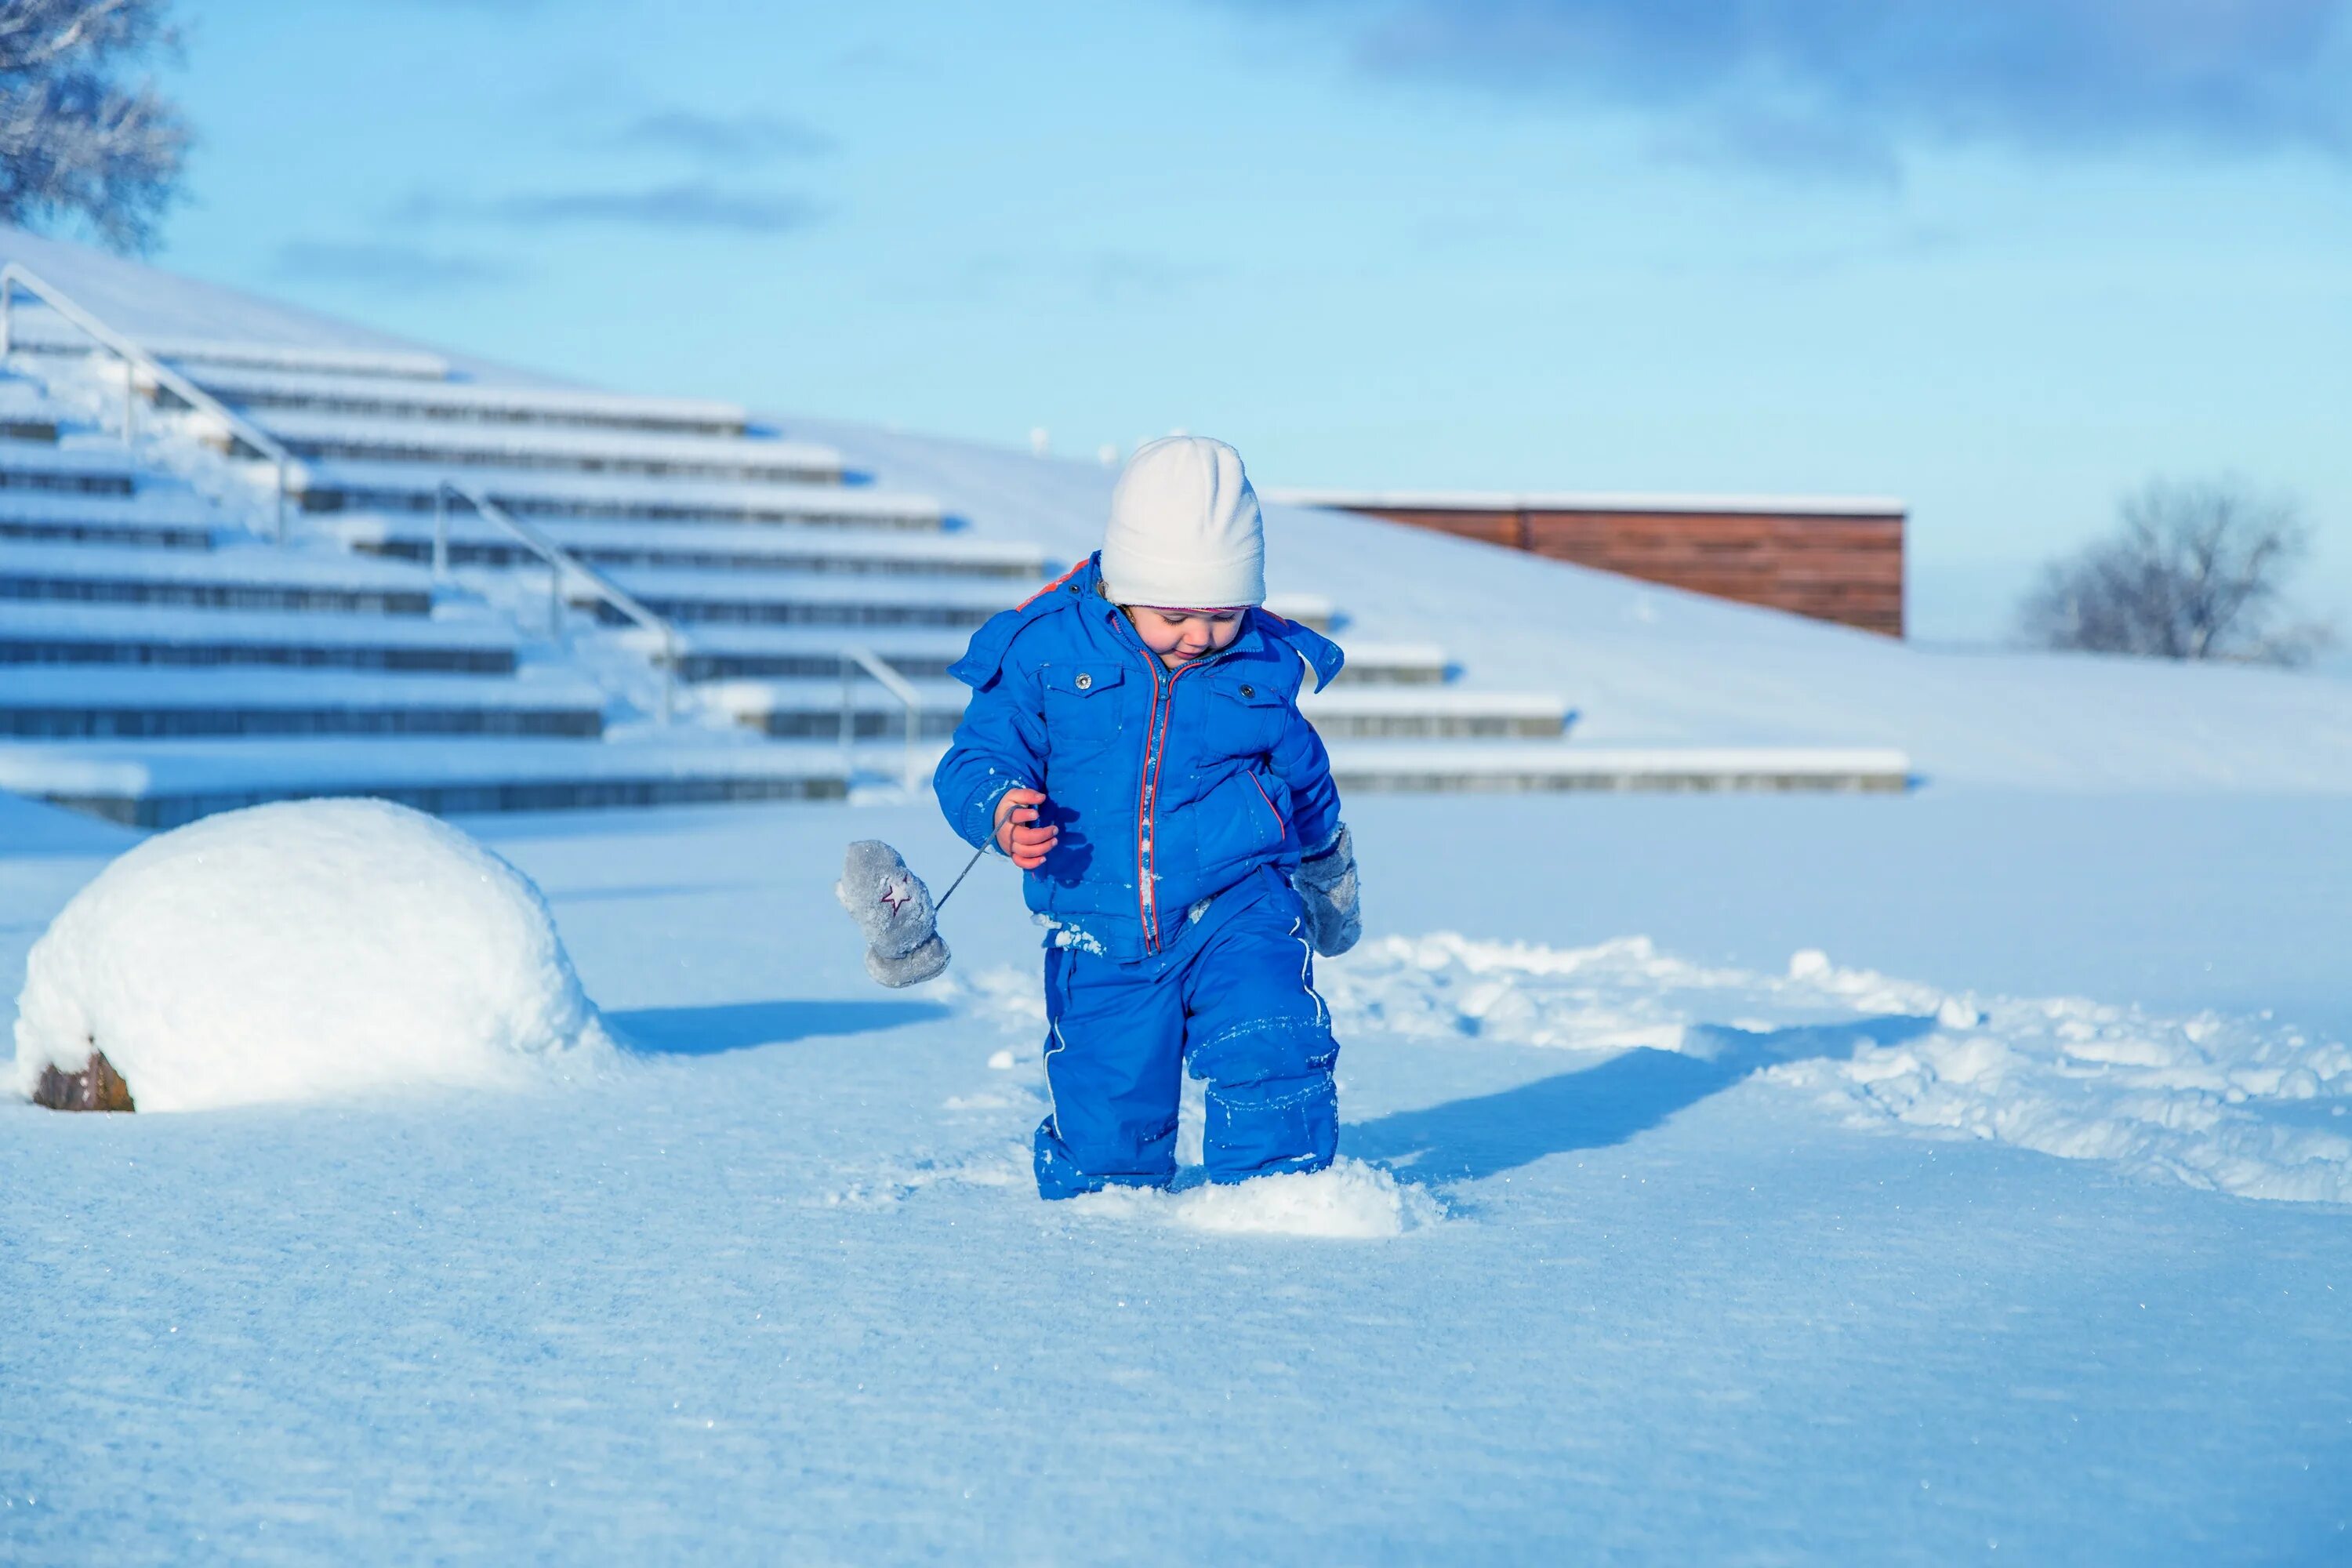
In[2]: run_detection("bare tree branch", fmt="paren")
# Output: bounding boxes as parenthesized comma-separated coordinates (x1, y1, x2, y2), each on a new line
(0, 0, 185, 254)
(2019, 477, 2337, 668)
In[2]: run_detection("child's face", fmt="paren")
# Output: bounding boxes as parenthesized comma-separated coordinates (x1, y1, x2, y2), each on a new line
(1123, 605, 1243, 670)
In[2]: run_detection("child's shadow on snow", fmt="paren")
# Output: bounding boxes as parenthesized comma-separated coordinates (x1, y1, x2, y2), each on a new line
(609, 999, 952, 1057)
(1345, 1014, 1939, 1185)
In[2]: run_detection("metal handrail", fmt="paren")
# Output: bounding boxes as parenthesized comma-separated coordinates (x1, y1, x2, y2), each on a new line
(839, 644, 924, 789)
(0, 263, 296, 539)
(434, 480, 680, 724)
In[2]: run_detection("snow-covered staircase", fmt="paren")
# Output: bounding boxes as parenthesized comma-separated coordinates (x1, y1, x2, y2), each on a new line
(147, 336, 1588, 764)
(0, 352, 849, 824)
(0, 255, 1906, 827)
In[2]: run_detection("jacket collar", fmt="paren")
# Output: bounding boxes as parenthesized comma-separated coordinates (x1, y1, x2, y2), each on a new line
(1079, 551, 1344, 690)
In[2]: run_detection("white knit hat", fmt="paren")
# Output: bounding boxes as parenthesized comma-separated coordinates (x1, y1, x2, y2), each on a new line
(1099, 436, 1265, 608)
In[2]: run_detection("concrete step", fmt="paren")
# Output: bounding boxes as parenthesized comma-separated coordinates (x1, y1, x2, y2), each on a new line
(1262, 594, 1335, 633)
(702, 674, 1569, 742)
(292, 457, 943, 530)
(639, 624, 976, 683)
(0, 667, 606, 739)
(251, 408, 841, 485)
(583, 565, 1012, 630)
(0, 491, 220, 550)
(0, 313, 458, 379)
(329, 512, 1047, 580)
(1324, 642, 1451, 686)
(0, 441, 136, 496)
(0, 377, 62, 441)
(1299, 688, 1571, 739)
(0, 736, 850, 829)
(0, 602, 520, 673)
(659, 626, 1432, 688)
(180, 363, 749, 435)
(1323, 742, 1914, 793)
(700, 676, 970, 740)
(0, 542, 437, 615)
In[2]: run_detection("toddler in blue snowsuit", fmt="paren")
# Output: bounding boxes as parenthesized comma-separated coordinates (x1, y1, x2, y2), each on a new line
(935, 437, 1363, 1200)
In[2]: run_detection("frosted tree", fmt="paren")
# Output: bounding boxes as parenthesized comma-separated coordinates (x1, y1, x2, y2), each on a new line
(2020, 477, 2336, 666)
(0, 0, 188, 253)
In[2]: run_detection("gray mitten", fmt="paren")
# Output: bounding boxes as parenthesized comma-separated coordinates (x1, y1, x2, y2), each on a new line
(1293, 823, 1361, 957)
(836, 839, 950, 987)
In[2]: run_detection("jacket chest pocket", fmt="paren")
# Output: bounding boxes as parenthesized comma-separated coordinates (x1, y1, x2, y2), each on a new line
(1040, 662, 1130, 766)
(1202, 674, 1289, 760)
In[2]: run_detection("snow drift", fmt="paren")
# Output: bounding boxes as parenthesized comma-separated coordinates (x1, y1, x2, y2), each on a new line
(1321, 933, 2352, 1205)
(11, 798, 611, 1112)
(1070, 1158, 1446, 1238)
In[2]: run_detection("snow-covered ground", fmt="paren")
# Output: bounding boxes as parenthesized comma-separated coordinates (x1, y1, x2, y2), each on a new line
(4, 219, 2350, 1559)
(5, 785, 2349, 1563)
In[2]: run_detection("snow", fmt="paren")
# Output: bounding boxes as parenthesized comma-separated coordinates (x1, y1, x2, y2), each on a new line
(184, 362, 749, 430)
(5, 223, 2352, 1559)
(0, 488, 221, 525)
(252, 408, 843, 477)
(299, 455, 945, 527)
(0, 229, 448, 365)
(0, 601, 522, 654)
(1322, 740, 1912, 786)
(4, 786, 2350, 1559)
(594, 561, 1020, 612)
(11, 799, 612, 1112)
(0, 537, 437, 590)
(0, 734, 842, 801)
(1323, 931, 2352, 1203)
(1264, 486, 1910, 516)
(14, 791, 2347, 1559)
(1076, 1157, 1447, 1237)
(0, 787, 139, 855)
(793, 416, 2352, 793)
(322, 510, 1047, 574)
(1298, 687, 1570, 720)
(0, 665, 605, 713)
(0, 440, 136, 481)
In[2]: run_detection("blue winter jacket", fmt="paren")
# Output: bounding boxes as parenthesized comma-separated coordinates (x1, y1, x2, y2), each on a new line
(935, 554, 1345, 963)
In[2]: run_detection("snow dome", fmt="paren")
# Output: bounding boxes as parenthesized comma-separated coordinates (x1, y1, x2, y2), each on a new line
(13, 798, 611, 1112)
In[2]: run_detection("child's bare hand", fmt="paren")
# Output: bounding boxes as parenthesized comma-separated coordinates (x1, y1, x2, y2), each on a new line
(993, 788, 1058, 869)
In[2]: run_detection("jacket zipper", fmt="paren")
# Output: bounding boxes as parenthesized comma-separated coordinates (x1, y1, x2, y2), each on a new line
(1132, 654, 1203, 953)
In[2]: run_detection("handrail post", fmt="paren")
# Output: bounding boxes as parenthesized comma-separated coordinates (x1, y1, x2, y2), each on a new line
(0, 263, 300, 546)
(423, 477, 688, 731)
(840, 652, 856, 764)
(273, 461, 286, 543)
(659, 629, 677, 726)
(432, 484, 449, 579)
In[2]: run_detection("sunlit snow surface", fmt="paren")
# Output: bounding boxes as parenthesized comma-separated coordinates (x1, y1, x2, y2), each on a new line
(5, 792, 2350, 1562)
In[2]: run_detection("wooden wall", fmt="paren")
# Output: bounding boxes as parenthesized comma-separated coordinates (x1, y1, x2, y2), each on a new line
(1340, 503, 1906, 637)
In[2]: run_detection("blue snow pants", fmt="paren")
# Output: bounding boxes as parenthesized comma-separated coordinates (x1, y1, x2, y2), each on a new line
(1034, 874, 1340, 1200)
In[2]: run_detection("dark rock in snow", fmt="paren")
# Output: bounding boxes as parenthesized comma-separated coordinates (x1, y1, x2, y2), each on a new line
(32, 1047, 136, 1112)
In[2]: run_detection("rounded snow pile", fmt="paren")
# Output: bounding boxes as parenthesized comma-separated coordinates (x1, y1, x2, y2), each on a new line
(13, 798, 611, 1112)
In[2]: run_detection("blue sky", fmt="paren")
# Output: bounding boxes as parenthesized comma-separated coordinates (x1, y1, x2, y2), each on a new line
(133, 1, 2352, 637)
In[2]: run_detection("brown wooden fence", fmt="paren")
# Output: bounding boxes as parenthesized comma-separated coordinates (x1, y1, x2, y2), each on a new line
(1274, 493, 1907, 637)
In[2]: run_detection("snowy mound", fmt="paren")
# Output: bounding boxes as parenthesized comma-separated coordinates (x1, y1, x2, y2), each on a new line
(12, 799, 611, 1112)
(1075, 1160, 1446, 1238)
